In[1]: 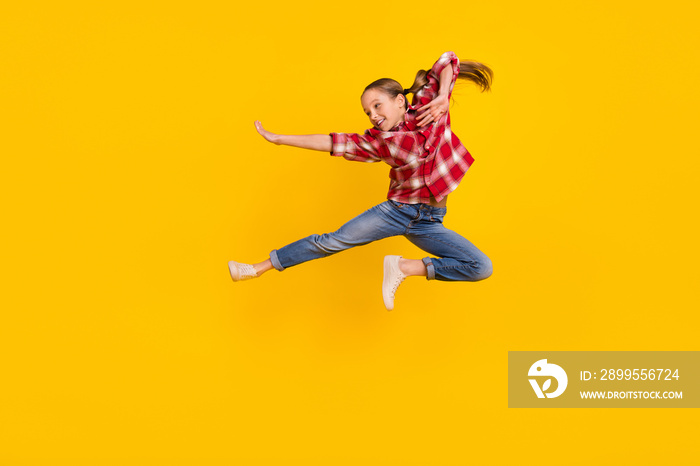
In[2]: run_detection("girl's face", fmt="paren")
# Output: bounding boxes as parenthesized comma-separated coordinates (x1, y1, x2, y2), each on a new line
(361, 89, 406, 131)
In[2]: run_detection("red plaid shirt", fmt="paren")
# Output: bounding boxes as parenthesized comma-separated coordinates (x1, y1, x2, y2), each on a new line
(330, 51, 474, 204)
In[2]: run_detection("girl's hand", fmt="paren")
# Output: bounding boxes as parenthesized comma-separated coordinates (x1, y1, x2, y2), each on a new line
(416, 94, 449, 127)
(254, 120, 280, 144)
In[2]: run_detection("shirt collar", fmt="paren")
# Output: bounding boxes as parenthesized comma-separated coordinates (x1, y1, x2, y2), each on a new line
(387, 106, 418, 132)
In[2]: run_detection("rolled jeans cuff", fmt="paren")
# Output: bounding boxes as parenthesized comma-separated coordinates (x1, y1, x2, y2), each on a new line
(270, 249, 285, 271)
(422, 257, 435, 280)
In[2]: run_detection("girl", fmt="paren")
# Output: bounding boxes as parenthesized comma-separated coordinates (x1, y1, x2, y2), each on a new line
(229, 51, 494, 311)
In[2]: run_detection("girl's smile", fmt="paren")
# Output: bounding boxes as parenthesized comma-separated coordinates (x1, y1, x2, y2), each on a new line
(361, 88, 406, 131)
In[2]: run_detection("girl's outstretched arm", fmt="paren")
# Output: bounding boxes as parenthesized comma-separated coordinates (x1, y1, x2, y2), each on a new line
(255, 121, 332, 152)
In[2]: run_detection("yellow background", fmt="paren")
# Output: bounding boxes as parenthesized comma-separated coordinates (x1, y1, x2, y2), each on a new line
(1, 0, 699, 464)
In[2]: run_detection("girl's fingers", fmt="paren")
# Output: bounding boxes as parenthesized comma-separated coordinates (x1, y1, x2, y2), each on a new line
(417, 105, 446, 125)
(417, 110, 433, 121)
(254, 121, 269, 137)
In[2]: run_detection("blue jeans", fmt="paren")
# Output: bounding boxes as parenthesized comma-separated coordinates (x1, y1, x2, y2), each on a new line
(269, 200, 492, 281)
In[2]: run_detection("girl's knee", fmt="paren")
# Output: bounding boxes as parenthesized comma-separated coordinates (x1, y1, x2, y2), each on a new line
(311, 233, 340, 254)
(475, 256, 493, 280)
(453, 254, 492, 281)
(312, 231, 357, 254)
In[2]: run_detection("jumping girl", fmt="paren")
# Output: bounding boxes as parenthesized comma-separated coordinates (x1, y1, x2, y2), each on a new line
(229, 51, 494, 310)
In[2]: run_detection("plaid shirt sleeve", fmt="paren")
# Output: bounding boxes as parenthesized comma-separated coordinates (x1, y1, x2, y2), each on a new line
(329, 130, 386, 163)
(414, 51, 461, 108)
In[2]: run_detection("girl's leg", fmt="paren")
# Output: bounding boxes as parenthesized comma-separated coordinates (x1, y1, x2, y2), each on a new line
(398, 258, 428, 277)
(270, 202, 406, 271)
(405, 212, 492, 282)
(229, 202, 411, 283)
(253, 259, 274, 276)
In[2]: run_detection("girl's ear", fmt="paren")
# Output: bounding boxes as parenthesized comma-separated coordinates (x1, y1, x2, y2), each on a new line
(396, 93, 406, 108)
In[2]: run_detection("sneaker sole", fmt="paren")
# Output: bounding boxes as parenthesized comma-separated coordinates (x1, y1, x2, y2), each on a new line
(382, 255, 396, 311)
(228, 261, 241, 281)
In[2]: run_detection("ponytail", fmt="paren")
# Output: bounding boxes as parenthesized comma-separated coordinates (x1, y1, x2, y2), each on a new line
(404, 60, 494, 95)
(403, 70, 429, 96)
(457, 61, 494, 93)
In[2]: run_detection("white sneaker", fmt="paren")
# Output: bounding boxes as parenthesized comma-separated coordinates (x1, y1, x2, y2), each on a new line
(382, 255, 406, 311)
(228, 261, 257, 281)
